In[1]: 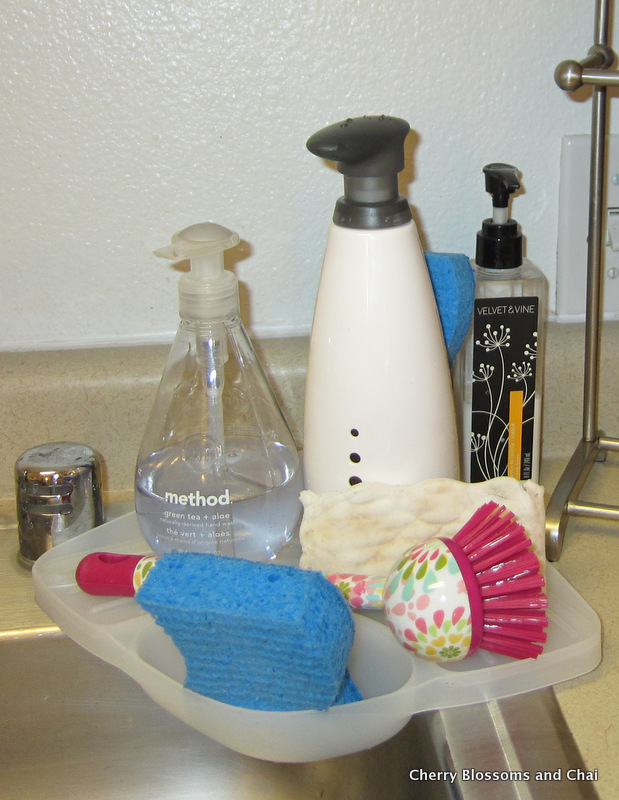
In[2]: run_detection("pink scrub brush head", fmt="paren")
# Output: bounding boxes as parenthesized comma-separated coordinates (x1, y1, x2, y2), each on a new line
(329, 501, 548, 662)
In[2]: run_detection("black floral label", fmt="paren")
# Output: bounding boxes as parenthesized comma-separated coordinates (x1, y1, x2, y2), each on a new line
(469, 297, 539, 482)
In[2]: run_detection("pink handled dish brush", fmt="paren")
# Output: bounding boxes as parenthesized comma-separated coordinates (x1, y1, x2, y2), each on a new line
(329, 501, 548, 662)
(76, 502, 548, 663)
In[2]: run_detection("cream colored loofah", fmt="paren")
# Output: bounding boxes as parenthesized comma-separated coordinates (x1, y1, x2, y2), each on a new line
(299, 477, 546, 577)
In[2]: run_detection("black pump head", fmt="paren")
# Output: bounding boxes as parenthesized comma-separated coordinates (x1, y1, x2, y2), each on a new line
(477, 162, 523, 270)
(307, 115, 413, 229)
(307, 115, 410, 177)
(483, 163, 520, 209)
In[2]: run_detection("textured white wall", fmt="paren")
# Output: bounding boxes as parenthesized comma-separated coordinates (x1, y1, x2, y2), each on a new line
(0, 0, 605, 350)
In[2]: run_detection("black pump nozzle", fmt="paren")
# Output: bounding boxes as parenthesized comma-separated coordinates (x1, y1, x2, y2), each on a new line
(483, 163, 520, 210)
(307, 115, 409, 177)
(307, 115, 413, 229)
(476, 162, 523, 270)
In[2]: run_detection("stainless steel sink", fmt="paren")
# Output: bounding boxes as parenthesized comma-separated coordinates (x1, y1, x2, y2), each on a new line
(0, 626, 600, 800)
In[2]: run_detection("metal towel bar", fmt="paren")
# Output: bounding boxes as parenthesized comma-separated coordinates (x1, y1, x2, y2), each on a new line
(546, 0, 619, 560)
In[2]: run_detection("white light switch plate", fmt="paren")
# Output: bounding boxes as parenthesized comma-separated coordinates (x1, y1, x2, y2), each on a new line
(557, 134, 619, 320)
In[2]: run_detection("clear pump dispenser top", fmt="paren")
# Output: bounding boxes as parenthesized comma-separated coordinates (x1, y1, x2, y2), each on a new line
(154, 222, 240, 321)
(135, 222, 302, 560)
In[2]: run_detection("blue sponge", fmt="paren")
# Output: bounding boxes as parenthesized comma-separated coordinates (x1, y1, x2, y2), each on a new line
(425, 252, 475, 364)
(136, 552, 362, 711)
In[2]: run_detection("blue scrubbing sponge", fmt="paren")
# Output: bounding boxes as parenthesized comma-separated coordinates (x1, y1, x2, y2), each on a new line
(425, 252, 475, 364)
(136, 552, 362, 711)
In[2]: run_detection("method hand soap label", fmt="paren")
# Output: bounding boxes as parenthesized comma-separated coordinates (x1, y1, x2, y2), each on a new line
(469, 297, 539, 481)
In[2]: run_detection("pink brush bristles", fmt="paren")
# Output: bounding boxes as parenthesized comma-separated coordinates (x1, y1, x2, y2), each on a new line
(441, 501, 549, 660)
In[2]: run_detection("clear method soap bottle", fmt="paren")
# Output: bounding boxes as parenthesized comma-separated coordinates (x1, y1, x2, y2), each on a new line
(135, 222, 302, 560)
(452, 164, 546, 483)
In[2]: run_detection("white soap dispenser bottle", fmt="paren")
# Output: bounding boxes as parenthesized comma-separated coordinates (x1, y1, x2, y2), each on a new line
(303, 116, 459, 493)
(135, 222, 302, 559)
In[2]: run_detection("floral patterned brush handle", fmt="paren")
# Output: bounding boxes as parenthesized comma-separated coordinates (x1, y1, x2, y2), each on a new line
(326, 574, 387, 610)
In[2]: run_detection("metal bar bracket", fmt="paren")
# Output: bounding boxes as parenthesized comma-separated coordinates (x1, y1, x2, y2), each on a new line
(546, 0, 619, 561)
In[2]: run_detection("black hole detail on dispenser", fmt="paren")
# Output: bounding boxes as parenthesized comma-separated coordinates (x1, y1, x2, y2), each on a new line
(350, 453, 361, 463)
(349, 476, 362, 486)
(350, 429, 359, 437)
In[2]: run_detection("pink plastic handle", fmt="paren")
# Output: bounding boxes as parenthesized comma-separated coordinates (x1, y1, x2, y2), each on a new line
(76, 552, 151, 597)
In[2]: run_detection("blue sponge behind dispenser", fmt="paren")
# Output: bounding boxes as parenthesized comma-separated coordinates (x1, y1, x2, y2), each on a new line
(425, 252, 475, 364)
